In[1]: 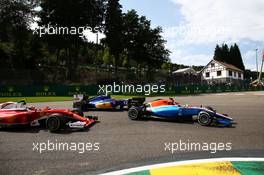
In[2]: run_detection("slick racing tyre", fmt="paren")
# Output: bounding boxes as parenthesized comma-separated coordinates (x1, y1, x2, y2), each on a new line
(46, 115, 65, 132)
(198, 111, 212, 126)
(71, 108, 84, 117)
(128, 107, 141, 120)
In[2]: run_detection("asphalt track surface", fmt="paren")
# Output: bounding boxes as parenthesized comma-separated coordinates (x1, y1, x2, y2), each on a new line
(1, 92, 264, 175)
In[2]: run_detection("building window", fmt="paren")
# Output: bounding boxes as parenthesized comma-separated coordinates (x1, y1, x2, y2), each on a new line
(238, 73, 241, 78)
(229, 71, 233, 76)
(217, 71, 222, 76)
(206, 72, 210, 77)
(234, 72, 237, 77)
(211, 63, 215, 67)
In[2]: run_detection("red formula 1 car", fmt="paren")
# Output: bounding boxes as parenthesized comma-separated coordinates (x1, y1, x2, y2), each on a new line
(0, 101, 23, 110)
(0, 101, 97, 132)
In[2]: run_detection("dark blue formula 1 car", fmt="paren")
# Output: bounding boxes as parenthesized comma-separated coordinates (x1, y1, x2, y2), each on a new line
(128, 99, 234, 127)
(73, 94, 145, 111)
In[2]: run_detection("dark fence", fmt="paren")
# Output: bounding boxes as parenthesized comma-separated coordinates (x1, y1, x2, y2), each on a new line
(0, 85, 263, 97)
(0, 85, 98, 97)
(163, 85, 264, 96)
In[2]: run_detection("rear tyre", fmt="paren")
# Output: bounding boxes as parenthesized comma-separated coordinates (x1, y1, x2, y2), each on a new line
(71, 108, 84, 117)
(46, 115, 63, 132)
(198, 111, 212, 126)
(128, 107, 141, 120)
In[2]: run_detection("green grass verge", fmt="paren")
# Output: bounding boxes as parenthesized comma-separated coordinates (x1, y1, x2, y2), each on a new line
(112, 95, 143, 99)
(0, 97, 73, 103)
(0, 95, 141, 103)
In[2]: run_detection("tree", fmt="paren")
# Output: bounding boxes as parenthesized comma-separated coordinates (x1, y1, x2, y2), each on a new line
(122, 10, 139, 66)
(161, 62, 170, 71)
(213, 43, 245, 70)
(0, 0, 38, 69)
(38, 0, 105, 79)
(228, 45, 236, 66)
(104, 0, 123, 73)
(103, 47, 113, 65)
(231, 43, 245, 70)
(135, 17, 169, 69)
(222, 44, 230, 62)
(122, 12, 169, 71)
(213, 44, 221, 61)
(214, 44, 229, 63)
(120, 49, 129, 67)
(95, 49, 104, 65)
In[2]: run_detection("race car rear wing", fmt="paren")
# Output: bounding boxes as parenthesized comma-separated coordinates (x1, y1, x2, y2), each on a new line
(73, 94, 89, 109)
(127, 97, 146, 108)
(73, 94, 90, 102)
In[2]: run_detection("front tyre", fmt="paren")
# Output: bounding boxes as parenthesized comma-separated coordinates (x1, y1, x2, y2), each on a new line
(128, 107, 141, 120)
(46, 115, 63, 132)
(198, 111, 212, 126)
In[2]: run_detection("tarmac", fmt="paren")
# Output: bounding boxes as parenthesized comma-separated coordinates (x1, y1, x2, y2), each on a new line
(0, 91, 264, 175)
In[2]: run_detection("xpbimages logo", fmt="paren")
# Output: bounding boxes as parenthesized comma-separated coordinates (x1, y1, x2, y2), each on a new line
(32, 140, 100, 154)
(98, 82, 166, 96)
(33, 24, 99, 38)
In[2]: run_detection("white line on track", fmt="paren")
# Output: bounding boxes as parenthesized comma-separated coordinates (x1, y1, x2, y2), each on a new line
(100, 157, 264, 175)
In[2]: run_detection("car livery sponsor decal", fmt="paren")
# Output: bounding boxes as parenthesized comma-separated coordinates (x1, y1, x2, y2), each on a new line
(96, 102, 113, 108)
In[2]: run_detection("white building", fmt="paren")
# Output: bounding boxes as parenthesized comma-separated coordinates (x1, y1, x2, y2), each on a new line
(201, 60, 244, 85)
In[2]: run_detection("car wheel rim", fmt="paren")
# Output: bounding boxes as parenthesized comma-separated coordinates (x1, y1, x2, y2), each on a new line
(199, 115, 209, 124)
(129, 110, 138, 119)
(48, 118, 59, 130)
